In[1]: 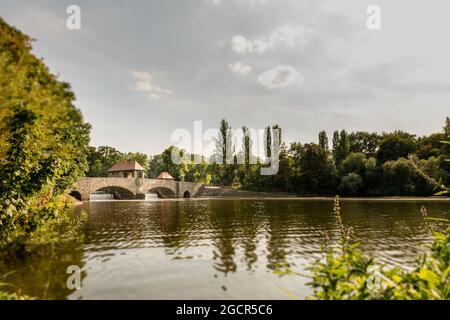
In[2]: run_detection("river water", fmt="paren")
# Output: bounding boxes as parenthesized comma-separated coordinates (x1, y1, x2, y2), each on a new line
(1, 198, 449, 299)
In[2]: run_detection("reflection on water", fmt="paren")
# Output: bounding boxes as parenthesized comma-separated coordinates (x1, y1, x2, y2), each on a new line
(1, 199, 449, 299)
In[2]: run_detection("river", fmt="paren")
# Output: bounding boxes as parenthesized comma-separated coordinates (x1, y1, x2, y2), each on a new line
(1, 198, 449, 299)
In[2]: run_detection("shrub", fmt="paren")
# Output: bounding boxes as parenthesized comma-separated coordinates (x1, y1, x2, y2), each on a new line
(307, 196, 450, 300)
(338, 173, 363, 195)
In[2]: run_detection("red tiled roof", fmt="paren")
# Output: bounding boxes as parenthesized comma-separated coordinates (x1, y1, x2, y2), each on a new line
(108, 160, 145, 172)
(156, 172, 175, 180)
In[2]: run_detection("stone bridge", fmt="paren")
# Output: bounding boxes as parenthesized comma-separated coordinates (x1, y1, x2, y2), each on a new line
(70, 177, 204, 201)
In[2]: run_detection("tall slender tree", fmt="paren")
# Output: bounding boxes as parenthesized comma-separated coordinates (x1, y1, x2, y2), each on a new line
(332, 130, 350, 166)
(339, 130, 350, 160)
(319, 130, 329, 151)
(264, 126, 272, 159)
(242, 126, 252, 168)
(215, 119, 233, 164)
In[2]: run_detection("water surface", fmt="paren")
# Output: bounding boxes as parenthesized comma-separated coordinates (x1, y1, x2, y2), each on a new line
(1, 198, 449, 299)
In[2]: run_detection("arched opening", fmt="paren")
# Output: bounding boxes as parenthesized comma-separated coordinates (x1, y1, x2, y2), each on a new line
(91, 186, 135, 200)
(69, 191, 82, 201)
(148, 187, 176, 198)
(183, 191, 191, 198)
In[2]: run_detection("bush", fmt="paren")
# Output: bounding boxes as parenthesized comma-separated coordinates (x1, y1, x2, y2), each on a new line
(341, 152, 367, 176)
(382, 158, 415, 195)
(338, 173, 363, 195)
(307, 196, 450, 300)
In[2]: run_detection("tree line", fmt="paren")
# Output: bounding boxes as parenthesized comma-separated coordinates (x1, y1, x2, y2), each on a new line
(86, 118, 450, 196)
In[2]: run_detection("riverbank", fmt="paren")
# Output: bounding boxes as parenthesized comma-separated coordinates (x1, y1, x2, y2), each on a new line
(197, 186, 294, 198)
(194, 196, 450, 202)
(84, 196, 450, 202)
(196, 186, 450, 201)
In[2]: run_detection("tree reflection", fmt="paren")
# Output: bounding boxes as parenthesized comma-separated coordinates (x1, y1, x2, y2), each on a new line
(0, 239, 85, 299)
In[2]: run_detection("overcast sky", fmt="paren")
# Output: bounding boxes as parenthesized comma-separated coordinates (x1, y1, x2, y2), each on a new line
(1, 0, 449, 155)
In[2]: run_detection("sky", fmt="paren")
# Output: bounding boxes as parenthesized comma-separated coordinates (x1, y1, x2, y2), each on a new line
(1, 0, 449, 155)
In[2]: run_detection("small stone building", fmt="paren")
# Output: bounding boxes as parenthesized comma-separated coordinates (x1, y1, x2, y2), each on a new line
(107, 160, 145, 178)
(155, 172, 175, 180)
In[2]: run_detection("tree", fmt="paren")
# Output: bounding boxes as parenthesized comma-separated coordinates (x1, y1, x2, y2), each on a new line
(332, 130, 340, 160)
(341, 152, 367, 176)
(445, 117, 450, 136)
(332, 130, 350, 166)
(0, 18, 91, 242)
(348, 131, 380, 156)
(298, 143, 336, 194)
(364, 157, 381, 195)
(242, 126, 252, 168)
(414, 156, 447, 194)
(184, 156, 212, 184)
(237, 126, 253, 189)
(339, 173, 363, 195)
(213, 119, 236, 186)
(86, 146, 125, 177)
(382, 158, 416, 195)
(318, 130, 329, 151)
(264, 126, 272, 159)
(215, 119, 233, 165)
(147, 146, 188, 180)
(124, 152, 149, 169)
(377, 131, 417, 163)
(416, 132, 448, 160)
(288, 143, 303, 176)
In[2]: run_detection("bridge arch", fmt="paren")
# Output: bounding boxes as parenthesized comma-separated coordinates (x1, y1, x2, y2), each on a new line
(183, 191, 191, 198)
(148, 187, 177, 198)
(69, 190, 82, 201)
(95, 186, 135, 200)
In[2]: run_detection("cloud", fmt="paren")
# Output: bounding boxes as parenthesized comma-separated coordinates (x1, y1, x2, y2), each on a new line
(130, 70, 174, 100)
(231, 25, 313, 55)
(204, 0, 223, 5)
(257, 65, 302, 89)
(228, 62, 251, 75)
(5, 0, 449, 155)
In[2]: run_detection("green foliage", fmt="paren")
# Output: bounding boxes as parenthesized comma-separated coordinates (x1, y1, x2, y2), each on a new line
(296, 143, 336, 194)
(146, 146, 212, 184)
(349, 131, 380, 156)
(318, 131, 329, 151)
(382, 158, 416, 195)
(85, 146, 149, 177)
(332, 130, 350, 166)
(339, 173, 363, 195)
(377, 131, 417, 163)
(124, 152, 149, 168)
(341, 152, 367, 176)
(308, 196, 450, 300)
(0, 18, 90, 246)
(86, 146, 124, 177)
(417, 133, 447, 159)
(0, 291, 35, 300)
